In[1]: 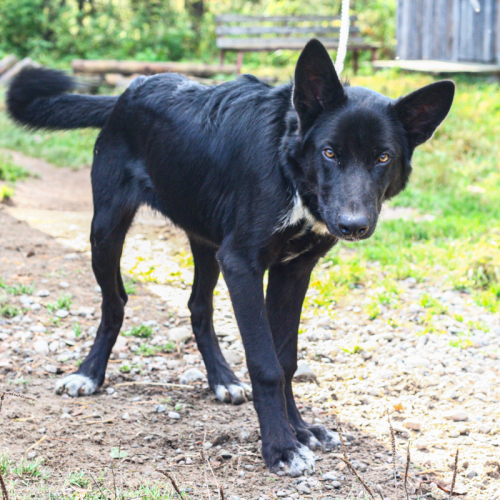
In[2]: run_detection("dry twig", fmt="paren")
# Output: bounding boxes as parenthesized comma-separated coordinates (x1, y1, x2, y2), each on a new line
(339, 458, 375, 500)
(156, 469, 183, 497)
(387, 409, 398, 500)
(449, 449, 459, 500)
(404, 442, 410, 500)
(0, 469, 9, 500)
(219, 484, 225, 500)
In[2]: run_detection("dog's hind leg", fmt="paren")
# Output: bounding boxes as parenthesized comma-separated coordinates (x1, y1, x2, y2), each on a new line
(56, 148, 139, 396)
(266, 249, 340, 451)
(188, 238, 252, 405)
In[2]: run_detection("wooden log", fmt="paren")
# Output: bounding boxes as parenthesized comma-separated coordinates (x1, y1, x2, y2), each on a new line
(0, 55, 18, 76)
(72, 59, 237, 77)
(0, 57, 40, 85)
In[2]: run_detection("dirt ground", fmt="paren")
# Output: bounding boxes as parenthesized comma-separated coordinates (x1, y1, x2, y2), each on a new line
(1, 151, 499, 500)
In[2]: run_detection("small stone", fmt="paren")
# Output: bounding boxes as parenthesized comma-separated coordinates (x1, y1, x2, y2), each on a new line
(166, 360, 180, 369)
(414, 439, 428, 450)
(30, 303, 41, 311)
(478, 425, 491, 434)
(121, 412, 130, 420)
(106, 388, 115, 395)
(296, 483, 310, 494)
(19, 295, 34, 305)
(293, 363, 316, 381)
(203, 442, 212, 450)
(36, 289, 50, 297)
(466, 469, 478, 479)
(444, 410, 468, 422)
(38, 428, 46, 434)
(179, 368, 206, 384)
(156, 405, 166, 413)
(168, 411, 180, 420)
(168, 327, 192, 343)
(219, 449, 232, 459)
(222, 349, 242, 365)
(322, 472, 338, 481)
(59, 281, 69, 288)
(409, 303, 421, 313)
(78, 306, 95, 317)
(405, 356, 431, 369)
(44, 364, 57, 374)
(332, 481, 341, 489)
(403, 419, 422, 431)
(49, 340, 59, 352)
(33, 339, 49, 355)
(30, 325, 46, 333)
(185, 457, 193, 464)
(55, 309, 69, 318)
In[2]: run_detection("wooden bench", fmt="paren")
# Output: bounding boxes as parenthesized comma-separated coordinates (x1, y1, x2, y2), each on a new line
(215, 15, 380, 74)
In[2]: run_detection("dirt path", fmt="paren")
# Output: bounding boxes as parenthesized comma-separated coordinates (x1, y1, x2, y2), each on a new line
(1, 152, 499, 500)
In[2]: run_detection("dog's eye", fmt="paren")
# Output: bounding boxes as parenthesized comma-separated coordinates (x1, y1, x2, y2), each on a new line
(378, 153, 390, 164)
(323, 149, 335, 159)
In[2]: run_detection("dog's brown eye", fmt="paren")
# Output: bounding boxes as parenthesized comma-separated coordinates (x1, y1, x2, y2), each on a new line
(324, 149, 335, 159)
(378, 153, 390, 163)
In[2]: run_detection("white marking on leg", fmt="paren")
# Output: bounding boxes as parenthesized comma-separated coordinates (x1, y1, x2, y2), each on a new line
(285, 445, 316, 477)
(215, 385, 231, 403)
(55, 374, 98, 397)
(324, 430, 341, 448)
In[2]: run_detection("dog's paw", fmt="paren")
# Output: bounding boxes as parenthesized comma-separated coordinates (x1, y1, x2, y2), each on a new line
(278, 445, 316, 477)
(215, 382, 252, 405)
(55, 374, 98, 397)
(308, 425, 341, 451)
(296, 428, 323, 450)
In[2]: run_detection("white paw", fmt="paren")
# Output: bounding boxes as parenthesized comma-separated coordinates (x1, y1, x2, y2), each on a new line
(280, 445, 316, 477)
(214, 383, 252, 405)
(306, 434, 322, 450)
(55, 374, 98, 397)
(323, 430, 341, 449)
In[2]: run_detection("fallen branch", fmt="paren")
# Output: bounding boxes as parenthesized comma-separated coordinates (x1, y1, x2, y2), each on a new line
(114, 382, 194, 390)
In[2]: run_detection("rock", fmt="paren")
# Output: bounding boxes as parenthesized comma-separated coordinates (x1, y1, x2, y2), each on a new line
(222, 349, 242, 365)
(33, 339, 49, 355)
(466, 469, 478, 479)
(219, 449, 232, 459)
(121, 412, 130, 420)
(30, 303, 41, 311)
(316, 316, 332, 328)
(49, 341, 59, 352)
(94, 285, 102, 293)
(113, 336, 128, 352)
(403, 419, 422, 431)
(19, 295, 34, 305)
(78, 306, 95, 317)
(166, 360, 180, 369)
(55, 309, 69, 318)
(404, 356, 431, 369)
(478, 425, 491, 434)
(156, 405, 166, 413)
(239, 428, 253, 442)
(296, 483, 310, 494)
(409, 303, 421, 313)
(293, 363, 316, 381)
(322, 472, 338, 481)
(332, 481, 341, 489)
(44, 364, 57, 374)
(106, 388, 115, 395)
(30, 325, 46, 333)
(59, 281, 69, 288)
(444, 410, 468, 422)
(414, 439, 428, 450)
(36, 289, 50, 297)
(168, 327, 192, 343)
(179, 368, 206, 384)
(168, 411, 180, 420)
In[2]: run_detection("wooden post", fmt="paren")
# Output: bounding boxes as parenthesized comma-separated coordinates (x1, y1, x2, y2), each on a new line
(237, 51, 244, 74)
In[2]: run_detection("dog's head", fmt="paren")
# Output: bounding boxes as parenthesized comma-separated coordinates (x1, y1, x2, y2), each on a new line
(288, 39, 455, 241)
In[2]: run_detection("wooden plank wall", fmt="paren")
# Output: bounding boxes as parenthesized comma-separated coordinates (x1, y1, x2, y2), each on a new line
(397, 0, 498, 63)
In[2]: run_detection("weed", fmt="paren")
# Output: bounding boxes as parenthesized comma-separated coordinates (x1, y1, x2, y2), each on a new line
(0, 303, 20, 318)
(0, 278, 34, 296)
(67, 470, 90, 489)
(46, 293, 72, 313)
(0, 455, 11, 476)
(73, 322, 82, 337)
(449, 333, 473, 349)
(365, 300, 381, 320)
(123, 324, 153, 338)
(0, 184, 14, 202)
(0, 154, 31, 183)
(137, 344, 162, 357)
(13, 458, 49, 479)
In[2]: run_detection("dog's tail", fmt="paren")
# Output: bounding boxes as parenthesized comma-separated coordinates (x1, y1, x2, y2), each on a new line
(7, 67, 119, 130)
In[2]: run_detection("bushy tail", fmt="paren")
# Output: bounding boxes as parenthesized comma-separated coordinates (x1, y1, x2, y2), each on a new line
(6, 67, 119, 130)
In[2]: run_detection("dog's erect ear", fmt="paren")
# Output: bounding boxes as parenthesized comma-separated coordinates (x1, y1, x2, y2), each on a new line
(293, 39, 345, 132)
(394, 80, 455, 148)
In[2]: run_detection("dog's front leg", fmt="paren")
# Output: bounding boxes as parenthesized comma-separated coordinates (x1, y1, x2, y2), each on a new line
(266, 251, 340, 452)
(217, 247, 315, 477)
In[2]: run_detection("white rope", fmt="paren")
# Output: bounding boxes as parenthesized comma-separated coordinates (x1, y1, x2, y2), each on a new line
(335, 0, 351, 76)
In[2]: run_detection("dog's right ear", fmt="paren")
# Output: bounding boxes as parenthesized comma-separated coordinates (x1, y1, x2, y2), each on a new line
(293, 39, 345, 133)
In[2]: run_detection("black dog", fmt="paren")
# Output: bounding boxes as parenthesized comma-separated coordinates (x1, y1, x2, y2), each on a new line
(7, 40, 454, 476)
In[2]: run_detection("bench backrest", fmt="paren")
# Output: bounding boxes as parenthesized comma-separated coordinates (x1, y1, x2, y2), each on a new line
(215, 15, 360, 41)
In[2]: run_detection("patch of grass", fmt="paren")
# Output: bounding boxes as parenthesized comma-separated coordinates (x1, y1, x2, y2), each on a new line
(0, 184, 14, 201)
(124, 277, 138, 295)
(0, 453, 12, 476)
(0, 301, 21, 318)
(67, 470, 90, 488)
(137, 344, 162, 357)
(0, 278, 34, 296)
(123, 324, 153, 338)
(46, 293, 72, 313)
(0, 153, 31, 182)
(73, 322, 82, 337)
(13, 457, 49, 479)
(449, 333, 473, 349)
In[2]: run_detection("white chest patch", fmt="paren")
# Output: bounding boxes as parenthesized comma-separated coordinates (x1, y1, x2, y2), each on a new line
(276, 193, 330, 236)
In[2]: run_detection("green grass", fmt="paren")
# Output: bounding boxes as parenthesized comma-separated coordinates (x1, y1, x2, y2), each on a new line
(46, 293, 73, 313)
(123, 324, 154, 338)
(0, 277, 34, 296)
(0, 152, 31, 182)
(13, 457, 49, 479)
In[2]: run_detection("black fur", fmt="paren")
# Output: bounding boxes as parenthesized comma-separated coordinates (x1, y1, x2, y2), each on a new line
(7, 67, 117, 129)
(6, 40, 454, 476)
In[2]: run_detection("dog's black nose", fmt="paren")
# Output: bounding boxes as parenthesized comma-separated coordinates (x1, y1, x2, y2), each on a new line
(338, 215, 370, 238)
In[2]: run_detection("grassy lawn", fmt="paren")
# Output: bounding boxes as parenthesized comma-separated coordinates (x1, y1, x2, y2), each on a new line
(1, 70, 499, 314)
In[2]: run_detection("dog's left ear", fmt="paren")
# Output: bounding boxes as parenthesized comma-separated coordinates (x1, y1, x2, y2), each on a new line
(293, 39, 345, 132)
(394, 80, 455, 148)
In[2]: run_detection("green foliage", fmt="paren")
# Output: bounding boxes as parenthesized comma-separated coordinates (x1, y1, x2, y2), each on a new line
(0, 302, 21, 318)
(46, 293, 72, 313)
(0, 153, 30, 183)
(0, 278, 34, 296)
(123, 324, 153, 338)
(13, 457, 49, 479)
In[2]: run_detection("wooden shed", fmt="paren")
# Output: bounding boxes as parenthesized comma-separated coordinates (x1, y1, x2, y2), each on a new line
(396, 0, 500, 64)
